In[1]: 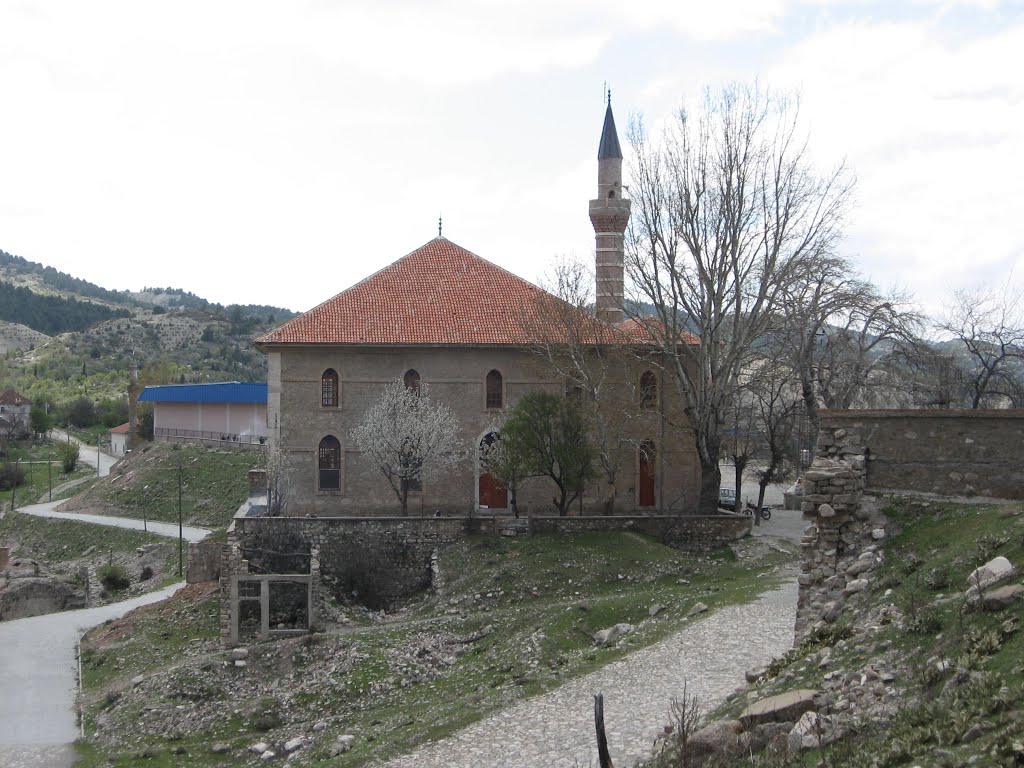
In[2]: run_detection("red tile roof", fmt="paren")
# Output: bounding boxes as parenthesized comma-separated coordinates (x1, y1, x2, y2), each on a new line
(256, 238, 621, 346)
(109, 422, 131, 434)
(0, 389, 31, 406)
(618, 318, 700, 346)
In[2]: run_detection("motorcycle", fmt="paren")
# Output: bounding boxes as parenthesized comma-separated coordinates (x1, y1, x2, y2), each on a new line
(742, 501, 772, 521)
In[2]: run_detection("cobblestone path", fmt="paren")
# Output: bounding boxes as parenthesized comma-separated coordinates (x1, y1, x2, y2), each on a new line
(379, 579, 798, 768)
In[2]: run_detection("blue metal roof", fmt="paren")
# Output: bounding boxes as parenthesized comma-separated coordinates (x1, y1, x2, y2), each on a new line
(138, 381, 267, 404)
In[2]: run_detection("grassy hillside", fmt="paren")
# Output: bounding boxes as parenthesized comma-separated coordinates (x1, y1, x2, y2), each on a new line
(75, 531, 798, 767)
(60, 443, 257, 532)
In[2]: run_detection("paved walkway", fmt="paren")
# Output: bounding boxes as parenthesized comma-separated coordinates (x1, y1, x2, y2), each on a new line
(379, 580, 798, 768)
(13, 500, 212, 543)
(0, 583, 186, 768)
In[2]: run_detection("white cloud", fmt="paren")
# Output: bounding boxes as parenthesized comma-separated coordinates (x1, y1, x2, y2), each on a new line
(764, 13, 1024, 314)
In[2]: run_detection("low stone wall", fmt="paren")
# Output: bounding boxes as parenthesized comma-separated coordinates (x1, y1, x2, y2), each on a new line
(818, 409, 1024, 499)
(527, 514, 750, 552)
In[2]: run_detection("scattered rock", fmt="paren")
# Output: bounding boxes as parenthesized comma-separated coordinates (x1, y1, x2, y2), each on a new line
(740, 689, 818, 728)
(210, 743, 230, 754)
(250, 741, 271, 754)
(284, 737, 303, 752)
(788, 711, 821, 751)
(131, 675, 144, 688)
(983, 584, 1024, 611)
(230, 648, 249, 661)
(686, 602, 709, 617)
(687, 719, 742, 762)
(871, 528, 885, 540)
(649, 604, 666, 617)
(593, 623, 633, 646)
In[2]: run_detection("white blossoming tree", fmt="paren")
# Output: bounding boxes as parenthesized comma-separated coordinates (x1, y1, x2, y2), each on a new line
(351, 379, 464, 515)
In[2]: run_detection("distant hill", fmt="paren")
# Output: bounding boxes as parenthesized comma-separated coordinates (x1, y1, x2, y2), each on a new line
(0, 247, 298, 404)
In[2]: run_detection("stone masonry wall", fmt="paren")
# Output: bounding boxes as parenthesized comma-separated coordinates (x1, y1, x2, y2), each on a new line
(527, 514, 750, 553)
(220, 512, 749, 644)
(818, 409, 1024, 499)
(796, 408, 1024, 640)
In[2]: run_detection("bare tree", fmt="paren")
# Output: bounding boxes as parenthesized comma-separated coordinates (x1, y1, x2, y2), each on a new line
(627, 83, 853, 513)
(748, 360, 801, 520)
(779, 256, 922, 434)
(938, 282, 1024, 408)
(351, 379, 463, 515)
(258, 445, 289, 515)
(721, 380, 757, 509)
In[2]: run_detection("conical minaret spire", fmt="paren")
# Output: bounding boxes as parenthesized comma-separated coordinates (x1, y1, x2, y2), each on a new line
(589, 94, 630, 326)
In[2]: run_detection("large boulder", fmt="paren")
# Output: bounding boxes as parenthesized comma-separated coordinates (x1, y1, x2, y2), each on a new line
(739, 689, 819, 728)
(687, 719, 742, 764)
(0, 576, 86, 621)
(983, 584, 1024, 611)
(967, 557, 1014, 592)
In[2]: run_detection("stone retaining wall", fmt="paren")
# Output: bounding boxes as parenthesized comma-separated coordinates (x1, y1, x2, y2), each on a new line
(220, 512, 751, 644)
(187, 541, 222, 583)
(527, 514, 750, 552)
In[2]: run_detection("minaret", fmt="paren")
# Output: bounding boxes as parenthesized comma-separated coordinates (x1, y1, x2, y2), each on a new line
(589, 94, 631, 326)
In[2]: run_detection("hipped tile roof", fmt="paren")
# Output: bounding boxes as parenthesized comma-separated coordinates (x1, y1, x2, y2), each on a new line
(0, 389, 31, 406)
(256, 238, 620, 347)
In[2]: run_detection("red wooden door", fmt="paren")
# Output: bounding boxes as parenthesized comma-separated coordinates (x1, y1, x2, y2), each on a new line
(479, 472, 508, 509)
(638, 443, 656, 507)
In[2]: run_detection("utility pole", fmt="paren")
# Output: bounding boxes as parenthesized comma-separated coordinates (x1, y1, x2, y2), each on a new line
(177, 454, 183, 578)
(48, 449, 52, 502)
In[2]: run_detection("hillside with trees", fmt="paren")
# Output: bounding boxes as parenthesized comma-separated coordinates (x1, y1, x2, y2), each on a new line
(0, 246, 296, 412)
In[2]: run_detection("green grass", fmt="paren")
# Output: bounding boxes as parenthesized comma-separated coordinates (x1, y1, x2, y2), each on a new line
(67, 442, 255, 529)
(3, 437, 96, 506)
(74, 530, 798, 767)
(0, 511, 177, 567)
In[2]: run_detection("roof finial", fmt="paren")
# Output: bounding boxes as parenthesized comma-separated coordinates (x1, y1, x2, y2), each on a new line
(438, 214, 442, 237)
(607, 87, 611, 107)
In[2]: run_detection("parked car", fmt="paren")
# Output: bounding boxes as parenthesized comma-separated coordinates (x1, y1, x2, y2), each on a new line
(718, 487, 737, 511)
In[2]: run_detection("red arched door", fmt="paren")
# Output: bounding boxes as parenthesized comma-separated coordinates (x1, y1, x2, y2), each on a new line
(638, 441, 656, 507)
(479, 472, 508, 509)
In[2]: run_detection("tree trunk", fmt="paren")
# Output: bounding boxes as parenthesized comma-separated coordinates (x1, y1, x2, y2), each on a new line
(698, 456, 721, 515)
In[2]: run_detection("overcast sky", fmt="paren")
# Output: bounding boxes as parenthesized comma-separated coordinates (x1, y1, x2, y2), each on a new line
(1, 1, 1021, 319)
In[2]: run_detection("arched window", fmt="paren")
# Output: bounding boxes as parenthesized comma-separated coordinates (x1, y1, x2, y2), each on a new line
(639, 370, 657, 409)
(485, 369, 503, 409)
(321, 369, 339, 408)
(318, 435, 341, 490)
(404, 369, 421, 394)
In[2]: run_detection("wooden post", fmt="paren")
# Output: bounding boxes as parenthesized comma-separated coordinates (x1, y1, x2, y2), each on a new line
(594, 692, 613, 768)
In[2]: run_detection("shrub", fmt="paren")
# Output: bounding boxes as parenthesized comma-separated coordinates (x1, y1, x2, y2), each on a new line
(97, 564, 130, 591)
(0, 462, 26, 491)
(58, 440, 80, 473)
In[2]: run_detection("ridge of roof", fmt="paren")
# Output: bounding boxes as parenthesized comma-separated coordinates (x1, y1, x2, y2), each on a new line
(256, 238, 608, 347)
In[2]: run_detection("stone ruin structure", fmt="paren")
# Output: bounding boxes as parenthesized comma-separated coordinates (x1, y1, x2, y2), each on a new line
(796, 408, 1024, 639)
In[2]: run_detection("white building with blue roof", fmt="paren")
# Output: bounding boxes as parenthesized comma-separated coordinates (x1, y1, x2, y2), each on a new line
(137, 381, 267, 448)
